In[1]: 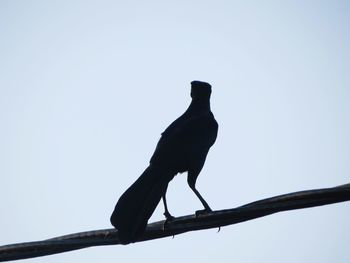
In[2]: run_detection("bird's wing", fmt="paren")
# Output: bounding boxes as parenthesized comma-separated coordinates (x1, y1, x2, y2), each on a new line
(150, 112, 218, 165)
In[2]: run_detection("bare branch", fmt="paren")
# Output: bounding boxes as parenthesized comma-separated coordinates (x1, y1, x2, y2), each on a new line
(1, 184, 349, 262)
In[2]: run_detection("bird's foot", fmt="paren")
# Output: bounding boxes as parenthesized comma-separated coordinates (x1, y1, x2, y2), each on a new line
(194, 208, 220, 232)
(162, 211, 175, 231)
(195, 208, 212, 218)
(164, 211, 175, 221)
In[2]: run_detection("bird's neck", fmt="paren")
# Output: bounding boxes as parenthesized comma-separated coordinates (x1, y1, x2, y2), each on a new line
(187, 98, 211, 113)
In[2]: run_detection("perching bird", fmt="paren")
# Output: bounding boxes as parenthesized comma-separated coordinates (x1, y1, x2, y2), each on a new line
(110, 80, 218, 244)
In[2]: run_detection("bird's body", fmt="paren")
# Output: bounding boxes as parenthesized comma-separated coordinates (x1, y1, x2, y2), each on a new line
(110, 81, 218, 244)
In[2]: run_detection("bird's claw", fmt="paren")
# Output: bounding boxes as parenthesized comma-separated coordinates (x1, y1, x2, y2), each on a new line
(195, 208, 212, 218)
(162, 211, 175, 231)
(194, 209, 220, 232)
(163, 211, 175, 221)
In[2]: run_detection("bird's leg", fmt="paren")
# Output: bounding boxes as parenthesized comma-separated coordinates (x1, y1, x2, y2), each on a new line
(162, 193, 174, 221)
(162, 193, 175, 232)
(187, 170, 212, 217)
(190, 185, 213, 217)
(191, 185, 212, 211)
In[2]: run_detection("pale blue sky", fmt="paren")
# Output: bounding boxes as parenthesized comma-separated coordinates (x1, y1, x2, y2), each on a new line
(1, 1, 349, 262)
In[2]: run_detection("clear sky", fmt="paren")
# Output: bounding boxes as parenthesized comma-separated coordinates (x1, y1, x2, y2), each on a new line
(1, 1, 349, 262)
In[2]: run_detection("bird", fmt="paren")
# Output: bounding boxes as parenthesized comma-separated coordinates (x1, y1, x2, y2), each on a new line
(110, 80, 218, 244)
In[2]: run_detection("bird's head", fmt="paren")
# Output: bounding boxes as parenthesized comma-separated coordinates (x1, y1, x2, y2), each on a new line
(190, 81, 212, 100)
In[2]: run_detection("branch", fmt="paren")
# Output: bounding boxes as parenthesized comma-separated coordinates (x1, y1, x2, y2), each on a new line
(1, 183, 349, 262)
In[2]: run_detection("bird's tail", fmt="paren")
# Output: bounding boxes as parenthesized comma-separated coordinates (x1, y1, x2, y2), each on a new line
(110, 165, 174, 244)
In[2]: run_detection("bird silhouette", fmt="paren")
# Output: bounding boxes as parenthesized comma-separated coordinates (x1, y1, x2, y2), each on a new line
(110, 80, 218, 244)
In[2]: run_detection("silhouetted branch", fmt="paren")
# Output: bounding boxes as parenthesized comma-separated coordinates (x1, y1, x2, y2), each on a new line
(1, 183, 349, 262)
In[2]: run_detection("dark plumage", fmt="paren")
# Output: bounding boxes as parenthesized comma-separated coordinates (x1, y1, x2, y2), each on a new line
(110, 80, 218, 244)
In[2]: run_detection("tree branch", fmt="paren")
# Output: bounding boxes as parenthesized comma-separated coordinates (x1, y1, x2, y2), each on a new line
(1, 183, 349, 262)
